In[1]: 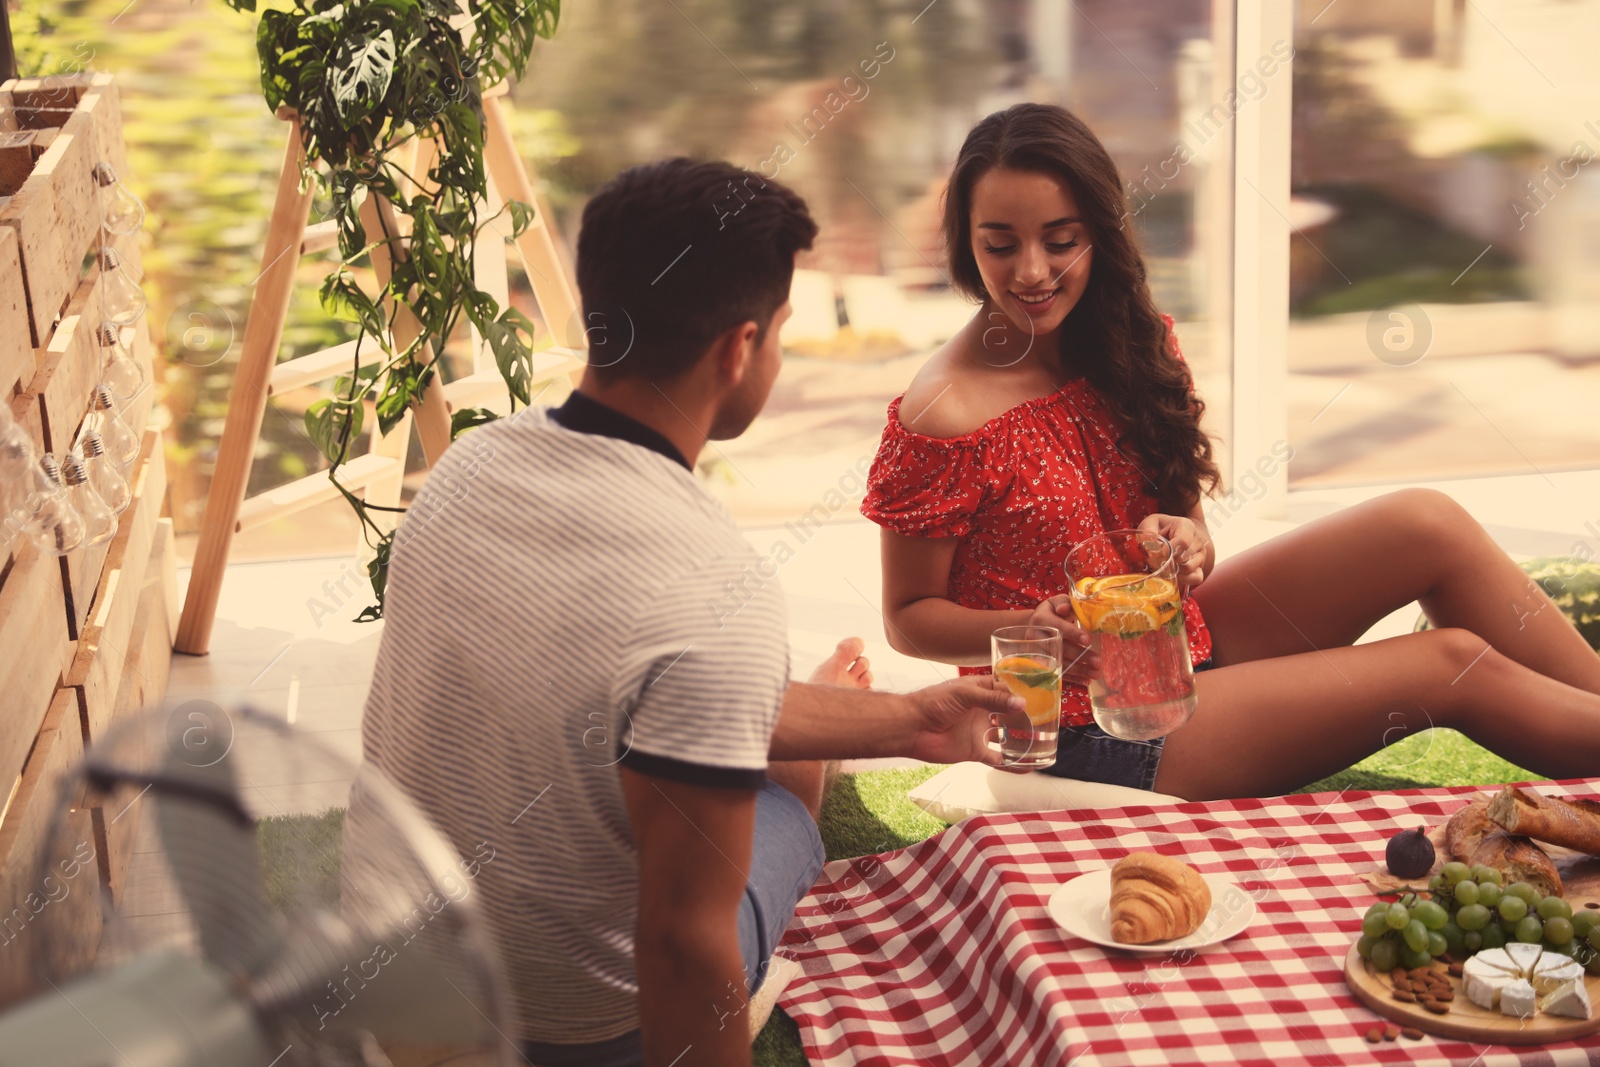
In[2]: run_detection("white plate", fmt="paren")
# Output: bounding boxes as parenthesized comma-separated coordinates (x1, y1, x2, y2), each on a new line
(1046, 868, 1256, 955)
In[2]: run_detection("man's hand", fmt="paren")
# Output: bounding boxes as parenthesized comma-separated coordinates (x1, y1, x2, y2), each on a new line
(1028, 595, 1099, 686)
(1136, 513, 1210, 592)
(902, 676, 1029, 767)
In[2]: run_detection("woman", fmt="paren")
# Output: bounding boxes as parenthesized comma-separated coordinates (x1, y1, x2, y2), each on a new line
(862, 103, 1600, 801)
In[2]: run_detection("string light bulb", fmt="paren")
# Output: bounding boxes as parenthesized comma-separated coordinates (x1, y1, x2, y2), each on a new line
(97, 247, 147, 326)
(88, 385, 140, 468)
(96, 321, 148, 403)
(0, 402, 35, 482)
(19, 455, 86, 556)
(60, 451, 117, 546)
(92, 162, 146, 237)
(79, 430, 132, 514)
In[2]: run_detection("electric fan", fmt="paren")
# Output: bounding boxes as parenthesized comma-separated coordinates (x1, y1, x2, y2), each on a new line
(0, 700, 519, 1067)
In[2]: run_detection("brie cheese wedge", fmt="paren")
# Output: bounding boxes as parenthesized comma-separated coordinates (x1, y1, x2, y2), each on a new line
(1466, 970, 1517, 1010)
(1505, 942, 1544, 973)
(1530, 954, 1585, 996)
(1539, 978, 1593, 1021)
(1470, 948, 1523, 976)
(1501, 978, 1538, 1019)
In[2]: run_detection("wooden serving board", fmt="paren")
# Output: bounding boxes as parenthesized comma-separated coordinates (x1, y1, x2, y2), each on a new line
(1344, 944, 1600, 1045)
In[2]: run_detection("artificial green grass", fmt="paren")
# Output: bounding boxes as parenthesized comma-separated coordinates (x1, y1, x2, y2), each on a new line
(1300, 728, 1537, 794)
(257, 806, 344, 912)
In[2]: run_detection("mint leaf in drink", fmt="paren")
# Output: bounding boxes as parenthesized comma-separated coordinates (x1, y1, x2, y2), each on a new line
(1012, 667, 1060, 688)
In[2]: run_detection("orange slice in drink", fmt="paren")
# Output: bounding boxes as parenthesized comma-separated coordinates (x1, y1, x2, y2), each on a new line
(1095, 603, 1160, 634)
(995, 654, 1061, 725)
(1131, 576, 1181, 623)
(1074, 572, 1181, 627)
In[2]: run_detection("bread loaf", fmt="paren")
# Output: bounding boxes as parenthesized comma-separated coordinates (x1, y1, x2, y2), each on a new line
(1467, 832, 1563, 899)
(1486, 786, 1600, 856)
(1110, 852, 1211, 944)
(1446, 798, 1494, 862)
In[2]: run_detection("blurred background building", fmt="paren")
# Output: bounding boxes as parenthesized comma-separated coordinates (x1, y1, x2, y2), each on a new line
(9, 0, 1598, 557)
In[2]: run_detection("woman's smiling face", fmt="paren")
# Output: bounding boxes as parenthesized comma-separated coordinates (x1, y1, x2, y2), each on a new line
(968, 167, 1094, 344)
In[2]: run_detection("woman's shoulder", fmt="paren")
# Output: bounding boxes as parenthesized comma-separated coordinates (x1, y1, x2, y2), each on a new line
(890, 335, 981, 436)
(898, 338, 1055, 442)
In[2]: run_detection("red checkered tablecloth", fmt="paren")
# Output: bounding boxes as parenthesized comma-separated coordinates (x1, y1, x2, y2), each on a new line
(775, 781, 1600, 1067)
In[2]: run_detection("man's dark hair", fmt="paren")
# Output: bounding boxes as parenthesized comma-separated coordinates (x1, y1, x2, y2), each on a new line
(575, 157, 817, 381)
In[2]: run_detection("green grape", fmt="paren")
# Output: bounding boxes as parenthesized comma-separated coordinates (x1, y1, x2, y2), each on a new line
(1399, 945, 1433, 969)
(1571, 912, 1597, 940)
(1587, 950, 1600, 977)
(1477, 883, 1503, 909)
(1463, 930, 1484, 952)
(1366, 900, 1390, 919)
(1441, 861, 1471, 884)
(1442, 921, 1466, 957)
(1537, 897, 1573, 921)
(1480, 925, 1508, 950)
(1413, 900, 1449, 930)
(1453, 881, 1480, 907)
(1357, 933, 1377, 959)
(1507, 882, 1540, 904)
(1545, 916, 1576, 946)
(1472, 865, 1504, 886)
(1590, 925, 1600, 952)
(1428, 874, 1447, 894)
(1386, 903, 1411, 930)
(1371, 937, 1401, 972)
(1402, 919, 1430, 952)
(1427, 930, 1448, 957)
(1516, 915, 1545, 944)
(1455, 904, 1491, 932)
(1544, 937, 1576, 957)
(1362, 910, 1391, 939)
(1499, 896, 1530, 923)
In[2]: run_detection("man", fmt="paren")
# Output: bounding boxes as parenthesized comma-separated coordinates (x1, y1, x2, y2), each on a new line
(361, 158, 1023, 1067)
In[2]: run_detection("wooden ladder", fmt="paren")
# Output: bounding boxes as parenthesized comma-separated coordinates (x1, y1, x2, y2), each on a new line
(173, 84, 582, 654)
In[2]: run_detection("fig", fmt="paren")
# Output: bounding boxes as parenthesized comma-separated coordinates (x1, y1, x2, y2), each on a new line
(1386, 826, 1436, 880)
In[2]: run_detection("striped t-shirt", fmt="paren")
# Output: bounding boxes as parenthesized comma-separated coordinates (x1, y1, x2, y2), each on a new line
(359, 394, 789, 1043)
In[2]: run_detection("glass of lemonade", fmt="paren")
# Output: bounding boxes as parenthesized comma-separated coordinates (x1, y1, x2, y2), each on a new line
(990, 626, 1061, 769)
(1064, 530, 1198, 741)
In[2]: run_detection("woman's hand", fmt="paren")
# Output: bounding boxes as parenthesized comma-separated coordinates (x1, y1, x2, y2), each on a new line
(1137, 513, 1210, 592)
(1028, 595, 1099, 686)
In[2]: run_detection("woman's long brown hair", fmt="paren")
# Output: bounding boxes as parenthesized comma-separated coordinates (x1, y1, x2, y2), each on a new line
(941, 103, 1220, 515)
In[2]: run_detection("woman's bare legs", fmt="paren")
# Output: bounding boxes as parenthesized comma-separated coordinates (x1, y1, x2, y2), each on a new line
(1155, 489, 1600, 800)
(1191, 488, 1600, 692)
(1155, 628, 1600, 799)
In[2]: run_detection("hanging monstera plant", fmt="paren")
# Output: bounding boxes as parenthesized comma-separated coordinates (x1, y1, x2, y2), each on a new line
(221, 0, 561, 620)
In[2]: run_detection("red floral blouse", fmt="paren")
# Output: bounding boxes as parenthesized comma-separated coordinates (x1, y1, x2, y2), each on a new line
(861, 324, 1213, 728)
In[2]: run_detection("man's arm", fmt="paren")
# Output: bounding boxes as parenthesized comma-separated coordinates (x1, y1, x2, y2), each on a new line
(622, 768, 755, 1067)
(768, 677, 1025, 764)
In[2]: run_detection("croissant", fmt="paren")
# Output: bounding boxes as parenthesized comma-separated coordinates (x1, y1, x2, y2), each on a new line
(1110, 852, 1212, 944)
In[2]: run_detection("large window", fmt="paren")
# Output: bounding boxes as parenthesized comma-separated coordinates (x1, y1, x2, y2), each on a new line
(1287, 0, 1600, 489)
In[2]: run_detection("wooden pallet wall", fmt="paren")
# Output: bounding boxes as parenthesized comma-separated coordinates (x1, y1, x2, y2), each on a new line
(0, 72, 175, 1007)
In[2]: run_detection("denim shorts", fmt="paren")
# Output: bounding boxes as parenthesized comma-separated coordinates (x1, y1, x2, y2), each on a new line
(1039, 657, 1214, 791)
(521, 776, 825, 1066)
